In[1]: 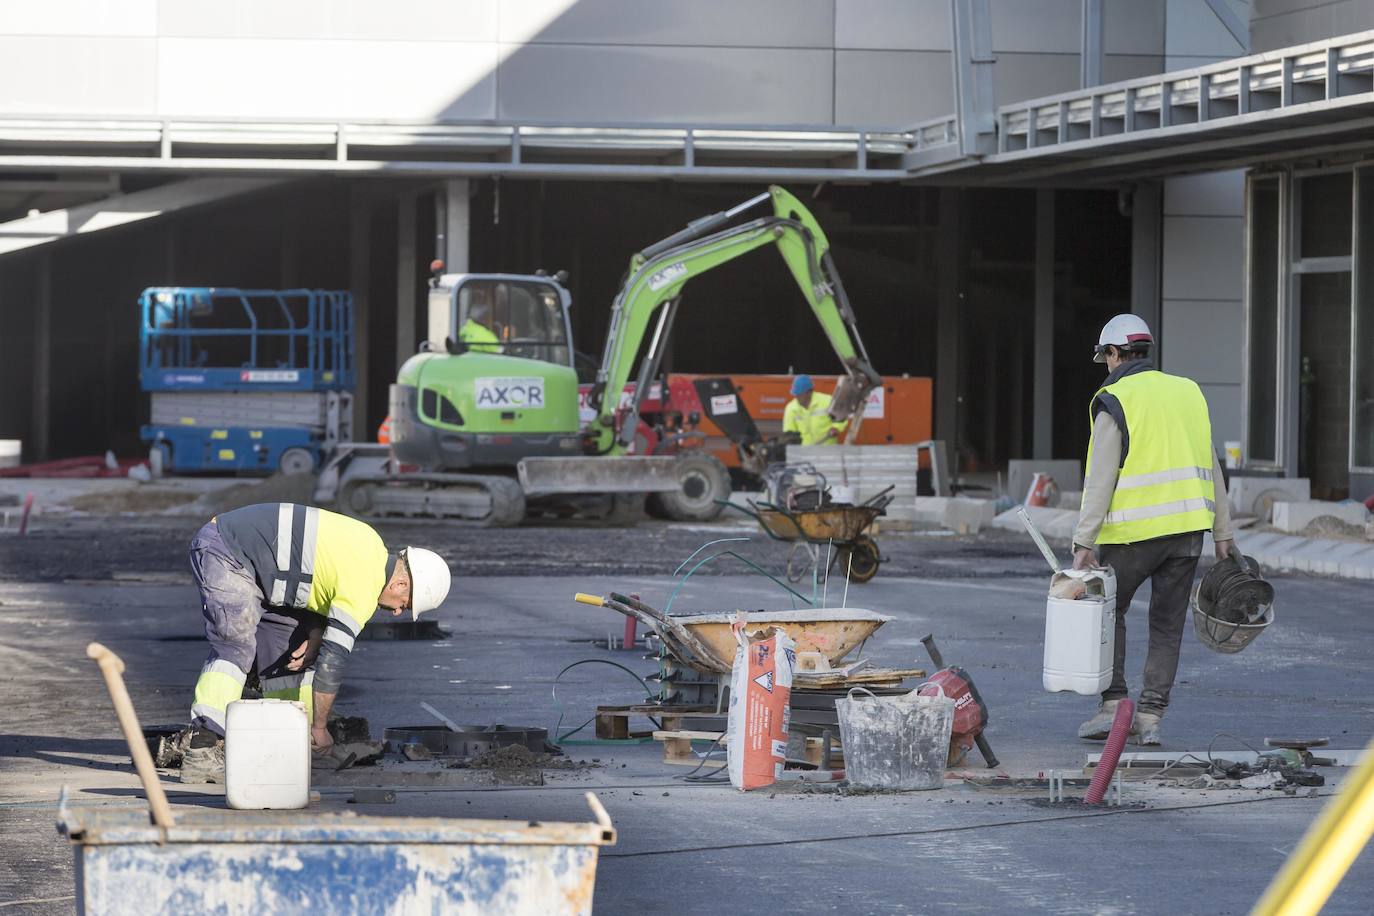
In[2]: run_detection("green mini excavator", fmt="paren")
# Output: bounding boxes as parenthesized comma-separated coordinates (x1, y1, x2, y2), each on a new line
(333, 186, 880, 526)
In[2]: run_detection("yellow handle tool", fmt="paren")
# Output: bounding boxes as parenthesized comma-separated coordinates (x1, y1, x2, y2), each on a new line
(575, 593, 607, 607)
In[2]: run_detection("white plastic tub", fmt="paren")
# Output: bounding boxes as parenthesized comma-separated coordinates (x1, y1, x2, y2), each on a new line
(1043, 568, 1116, 695)
(0, 440, 20, 468)
(225, 698, 310, 810)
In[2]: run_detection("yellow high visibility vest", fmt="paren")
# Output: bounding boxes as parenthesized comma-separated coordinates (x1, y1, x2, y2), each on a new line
(1088, 369, 1216, 544)
(459, 319, 501, 351)
(782, 391, 843, 446)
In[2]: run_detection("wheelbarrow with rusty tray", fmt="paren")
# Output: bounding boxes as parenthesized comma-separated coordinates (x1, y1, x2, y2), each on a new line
(722, 487, 891, 583)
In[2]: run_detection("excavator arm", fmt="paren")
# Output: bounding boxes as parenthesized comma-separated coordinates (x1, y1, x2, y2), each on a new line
(584, 185, 881, 455)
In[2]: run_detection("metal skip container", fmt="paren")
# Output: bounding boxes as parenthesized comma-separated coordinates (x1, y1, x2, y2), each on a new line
(57, 792, 616, 915)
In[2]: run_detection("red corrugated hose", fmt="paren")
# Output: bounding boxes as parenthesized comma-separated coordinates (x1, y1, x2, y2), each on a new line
(1084, 698, 1134, 805)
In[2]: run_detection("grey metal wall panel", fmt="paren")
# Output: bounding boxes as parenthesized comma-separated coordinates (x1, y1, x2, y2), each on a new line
(1252, 2, 1374, 52)
(993, 53, 1081, 106)
(0, 37, 157, 114)
(1167, 0, 1246, 57)
(835, 50, 954, 126)
(499, 0, 835, 48)
(1103, 54, 1168, 83)
(1164, 171, 1246, 217)
(157, 0, 499, 41)
(1198, 382, 1243, 445)
(1162, 216, 1244, 301)
(496, 45, 835, 124)
(992, 0, 1081, 53)
(1162, 298, 1244, 384)
(156, 38, 498, 119)
(836, 0, 950, 51)
(1104, 0, 1165, 55)
(0, 0, 156, 36)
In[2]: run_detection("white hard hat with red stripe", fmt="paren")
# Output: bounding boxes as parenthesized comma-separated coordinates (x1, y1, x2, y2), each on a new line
(1093, 314, 1154, 363)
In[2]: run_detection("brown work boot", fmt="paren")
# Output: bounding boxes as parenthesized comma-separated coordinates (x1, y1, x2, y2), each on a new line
(1132, 712, 1162, 746)
(180, 743, 225, 784)
(1077, 699, 1125, 740)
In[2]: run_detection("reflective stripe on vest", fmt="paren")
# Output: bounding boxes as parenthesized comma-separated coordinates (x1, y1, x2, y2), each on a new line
(323, 606, 359, 651)
(268, 504, 321, 608)
(1088, 369, 1216, 544)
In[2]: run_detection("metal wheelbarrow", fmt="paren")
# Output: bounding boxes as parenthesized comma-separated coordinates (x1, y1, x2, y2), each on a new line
(723, 493, 890, 584)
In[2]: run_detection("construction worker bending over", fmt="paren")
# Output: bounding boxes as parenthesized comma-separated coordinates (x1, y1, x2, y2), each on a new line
(782, 374, 845, 446)
(181, 502, 451, 782)
(1072, 315, 1235, 747)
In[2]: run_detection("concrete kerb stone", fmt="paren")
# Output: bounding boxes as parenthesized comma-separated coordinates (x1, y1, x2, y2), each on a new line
(1225, 476, 1310, 519)
(1205, 531, 1374, 580)
(914, 496, 995, 534)
(1271, 499, 1370, 534)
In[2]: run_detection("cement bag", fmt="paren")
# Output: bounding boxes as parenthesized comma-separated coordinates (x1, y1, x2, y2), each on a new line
(726, 619, 796, 791)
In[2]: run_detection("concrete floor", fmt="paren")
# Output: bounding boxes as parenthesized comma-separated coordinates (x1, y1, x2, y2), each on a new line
(2, 516, 1373, 914)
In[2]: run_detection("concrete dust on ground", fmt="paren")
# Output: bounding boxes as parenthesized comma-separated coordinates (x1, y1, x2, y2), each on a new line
(63, 487, 202, 515)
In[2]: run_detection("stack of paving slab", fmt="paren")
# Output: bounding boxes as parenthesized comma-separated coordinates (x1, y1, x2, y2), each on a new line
(786, 445, 920, 529)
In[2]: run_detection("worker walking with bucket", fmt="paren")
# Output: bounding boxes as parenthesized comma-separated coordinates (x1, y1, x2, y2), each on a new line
(181, 503, 452, 782)
(782, 374, 845, 446)
(1071, 315, 1236, 746)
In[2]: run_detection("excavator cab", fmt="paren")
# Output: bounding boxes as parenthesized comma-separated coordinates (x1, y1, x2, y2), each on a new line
(437, 275, 574, 367)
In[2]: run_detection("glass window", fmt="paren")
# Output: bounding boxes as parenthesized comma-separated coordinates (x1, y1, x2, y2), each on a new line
(456, 279, 570, 366)
(1247, 177, 1281, 464)
(1298, 172, 1353, 259)
(1355, 168, 1374, 468)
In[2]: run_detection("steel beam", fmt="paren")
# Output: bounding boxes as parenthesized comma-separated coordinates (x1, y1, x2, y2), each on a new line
(1033, 189, 1055, 459)
(950, 0, 997, 157)
(1081, 0, 1103, 89)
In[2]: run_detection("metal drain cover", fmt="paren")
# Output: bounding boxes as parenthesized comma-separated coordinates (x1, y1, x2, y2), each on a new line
(382, 724, 548, 758)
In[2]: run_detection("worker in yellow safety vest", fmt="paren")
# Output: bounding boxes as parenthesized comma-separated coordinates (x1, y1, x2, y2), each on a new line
(180, 503, 452, 783)
(459, 296, 502, 352)
(1071, 314, 1236, 747)
(782, 375, 845, 446)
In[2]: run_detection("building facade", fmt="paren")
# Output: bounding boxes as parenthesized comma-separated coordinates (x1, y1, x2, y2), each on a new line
(0, 0, 1369, 499)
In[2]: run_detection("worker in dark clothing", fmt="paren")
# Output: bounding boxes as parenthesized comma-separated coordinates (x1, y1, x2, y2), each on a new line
(181, 503, 451, 782)
(1072, 315, 1236, 746)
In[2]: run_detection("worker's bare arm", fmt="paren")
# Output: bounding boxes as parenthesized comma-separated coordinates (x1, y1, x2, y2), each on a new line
(311, 690, 336, 750)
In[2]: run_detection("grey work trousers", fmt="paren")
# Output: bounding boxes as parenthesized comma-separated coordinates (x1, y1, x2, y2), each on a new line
(188, 520, 323, 734)
(1098, 531, 1203, 716)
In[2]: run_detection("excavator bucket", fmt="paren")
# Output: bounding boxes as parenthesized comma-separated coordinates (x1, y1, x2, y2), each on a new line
(516, 456, 682, 497)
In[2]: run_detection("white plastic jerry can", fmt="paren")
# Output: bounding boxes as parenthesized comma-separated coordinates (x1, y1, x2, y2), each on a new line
(225, 698, 311, 810)
(1042, 567, 1116, 695)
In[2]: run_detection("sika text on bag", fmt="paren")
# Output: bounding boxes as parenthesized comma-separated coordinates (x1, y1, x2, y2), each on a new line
(726, 617, 795, 791)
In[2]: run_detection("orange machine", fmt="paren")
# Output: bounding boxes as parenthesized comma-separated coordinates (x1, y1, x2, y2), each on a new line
(665, 373, 933, 469)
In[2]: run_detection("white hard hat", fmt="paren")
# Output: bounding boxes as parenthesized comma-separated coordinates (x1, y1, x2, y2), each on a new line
(1094, 314, 1154, 363)
(402, 547, 452, 619)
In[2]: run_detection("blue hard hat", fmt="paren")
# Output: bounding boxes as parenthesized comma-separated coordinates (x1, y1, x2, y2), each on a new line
(791, 374, 814, 396)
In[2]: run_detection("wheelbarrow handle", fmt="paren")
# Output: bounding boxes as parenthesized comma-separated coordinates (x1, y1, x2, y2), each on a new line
(86, 642, 176, 831)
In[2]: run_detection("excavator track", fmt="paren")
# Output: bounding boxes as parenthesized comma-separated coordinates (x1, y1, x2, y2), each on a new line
(337, 473, 526, 528)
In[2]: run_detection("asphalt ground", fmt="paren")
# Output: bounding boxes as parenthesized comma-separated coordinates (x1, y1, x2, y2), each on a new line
(2, 512, 1373, 914)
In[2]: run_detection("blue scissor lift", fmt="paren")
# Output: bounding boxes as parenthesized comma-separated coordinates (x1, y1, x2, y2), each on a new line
(140, 288, 355, 475)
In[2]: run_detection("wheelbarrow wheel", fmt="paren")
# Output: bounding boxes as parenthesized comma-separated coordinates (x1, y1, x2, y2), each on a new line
(844, 535, 881, 583)
(786, 542, 816, 584)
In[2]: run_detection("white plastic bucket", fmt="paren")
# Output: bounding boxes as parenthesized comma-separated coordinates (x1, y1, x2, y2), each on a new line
(836, 686, 953, 790)
(225, 698, 310, 810)
(0, 440, 20, 468)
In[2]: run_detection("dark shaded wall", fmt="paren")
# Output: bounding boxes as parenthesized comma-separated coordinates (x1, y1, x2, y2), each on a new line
(1, 176, 1130, 473)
